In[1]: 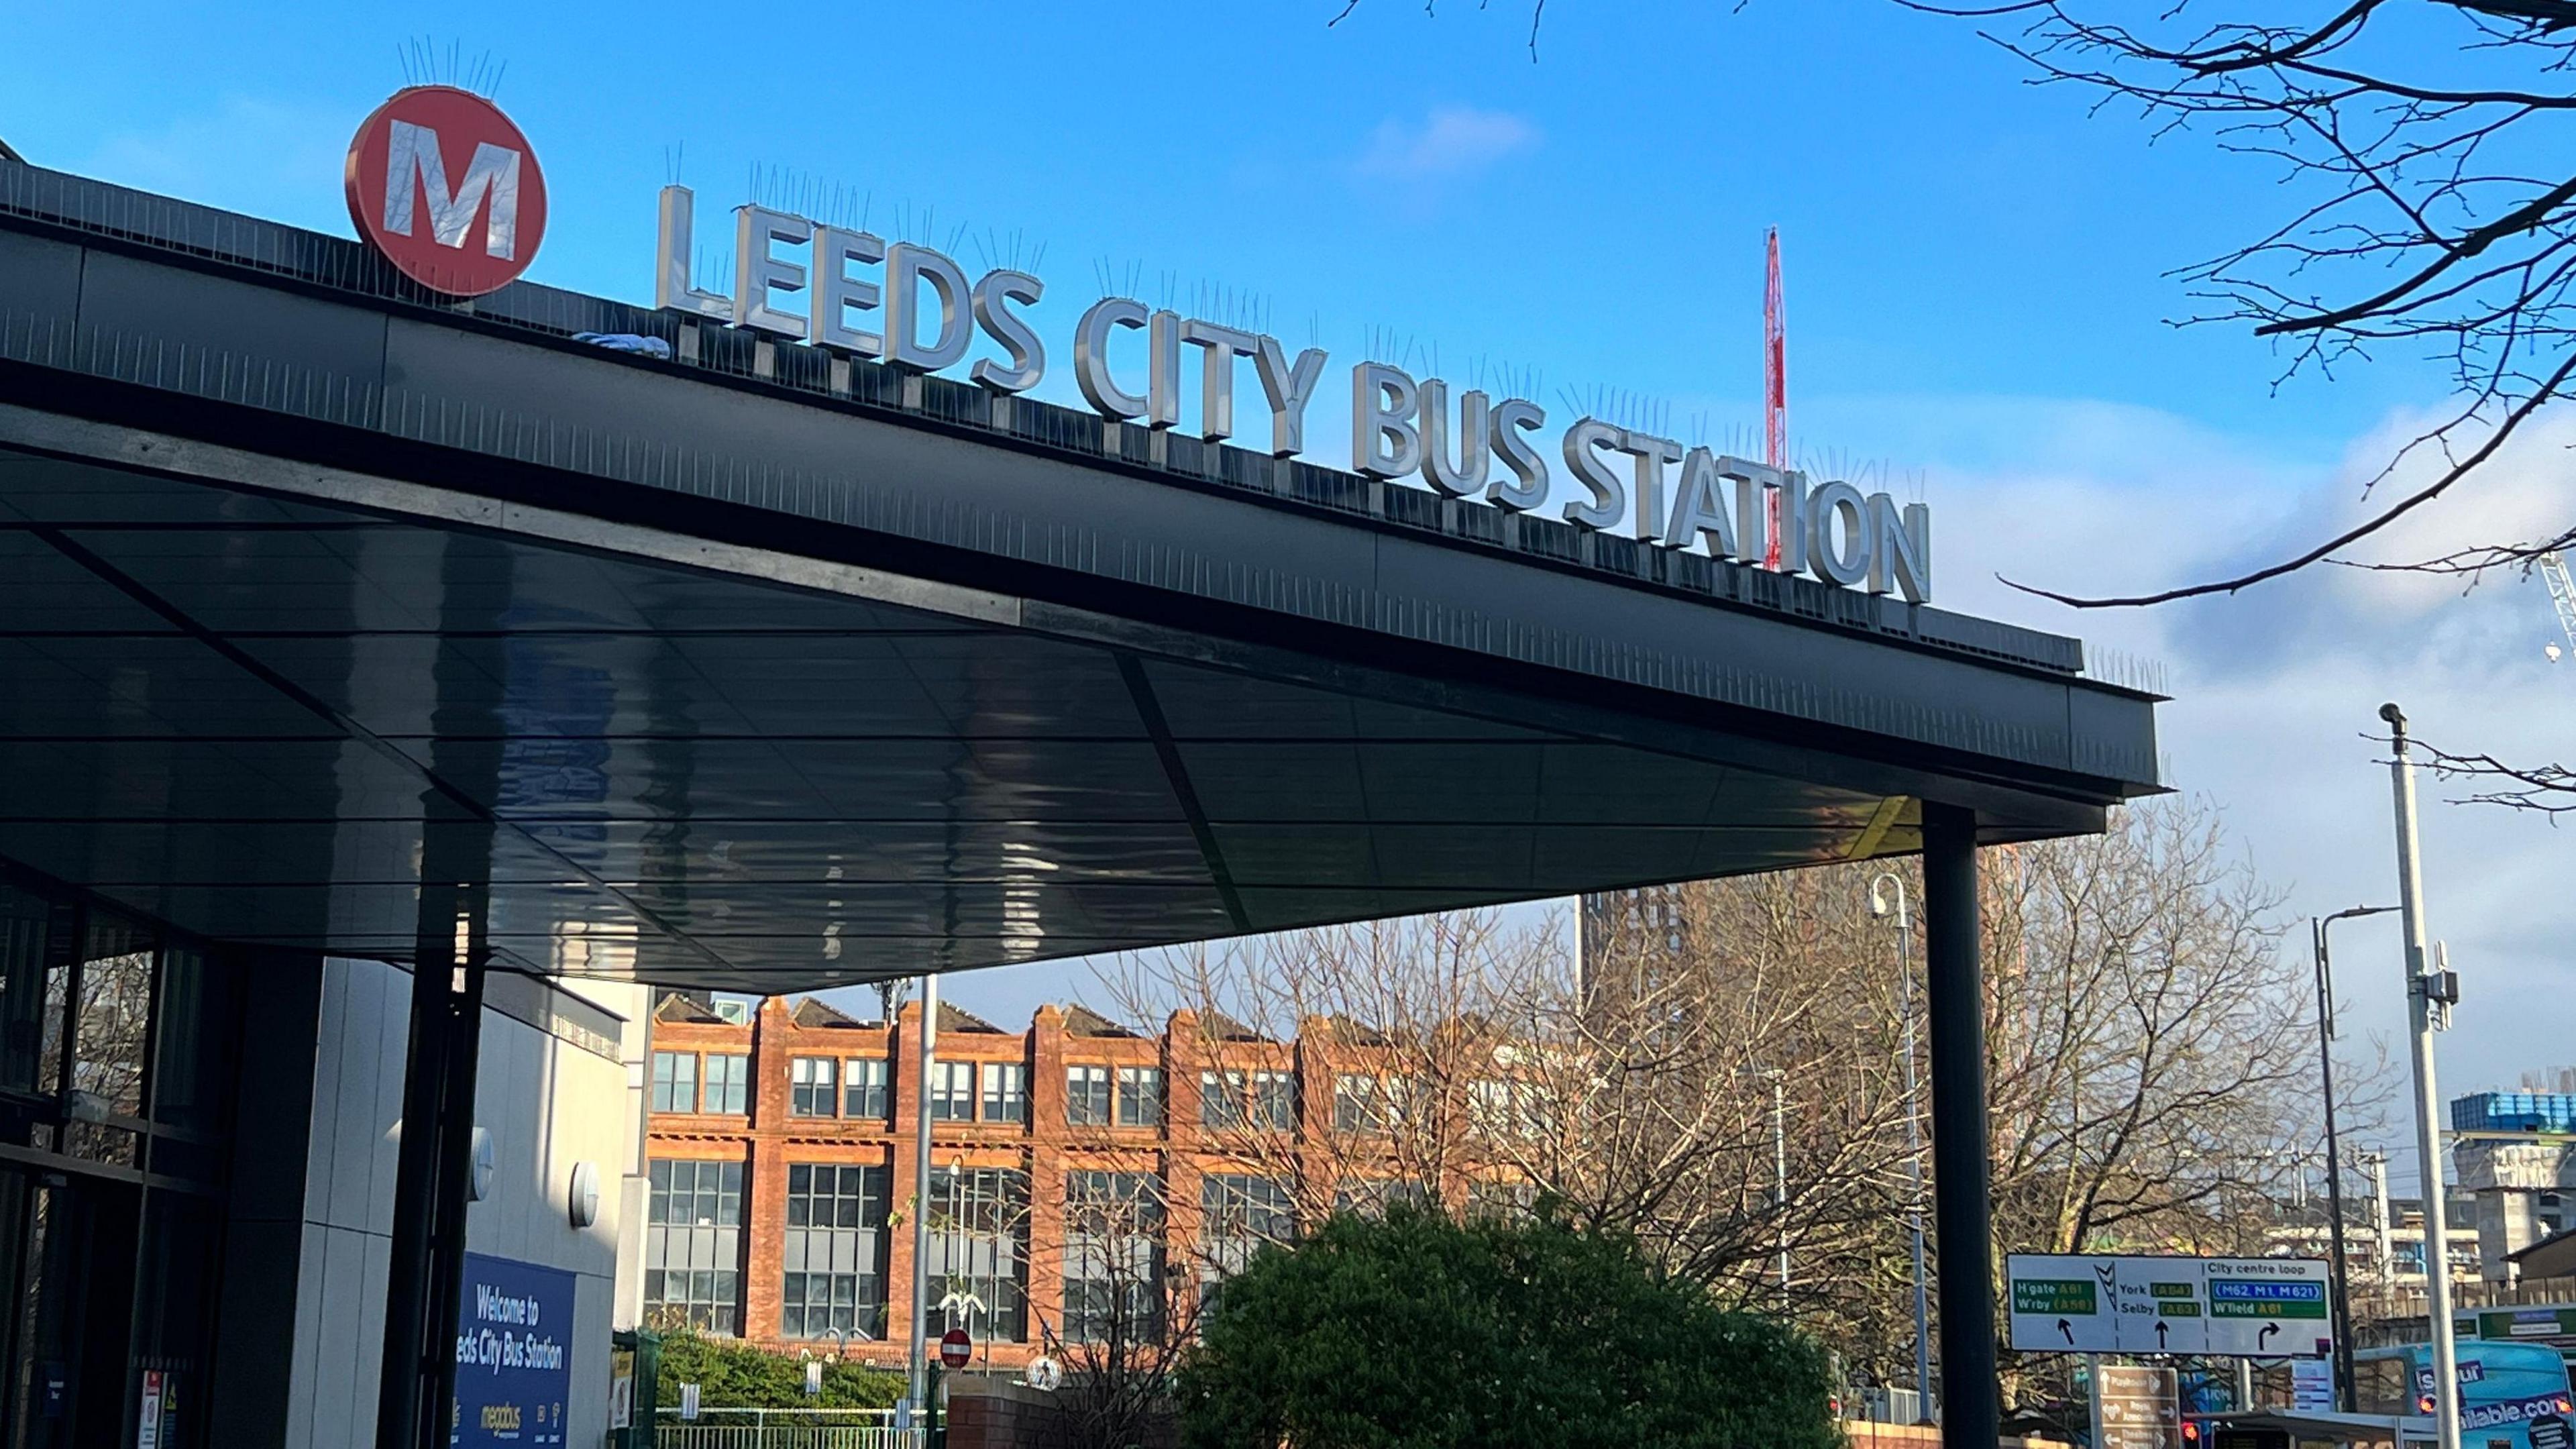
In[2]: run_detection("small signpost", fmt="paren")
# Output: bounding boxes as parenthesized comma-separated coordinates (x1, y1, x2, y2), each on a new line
(2094, 1364, 2183, 1449)
(941, 1328, 972, 1371)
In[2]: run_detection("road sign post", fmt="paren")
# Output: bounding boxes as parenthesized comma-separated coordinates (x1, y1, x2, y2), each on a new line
(2005, 1255, 2333, 1360)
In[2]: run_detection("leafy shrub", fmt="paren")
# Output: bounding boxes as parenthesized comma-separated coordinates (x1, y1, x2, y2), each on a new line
(1175, 1205, 1841, 1449)
(654, 1327, 906, 1410)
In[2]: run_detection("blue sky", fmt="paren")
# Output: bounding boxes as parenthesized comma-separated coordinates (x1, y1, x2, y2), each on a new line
(7, 1, 2567, 1189)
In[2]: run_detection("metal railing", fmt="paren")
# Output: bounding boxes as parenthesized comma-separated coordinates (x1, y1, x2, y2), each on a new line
(649, 1407, 920, 1449)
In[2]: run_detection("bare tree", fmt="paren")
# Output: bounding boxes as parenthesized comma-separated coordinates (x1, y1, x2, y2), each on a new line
(2416, 738, 2576, 812)
(1094, 798, 2354, 1400)
(1034, 1173, 1197, 1449)
(1892, 0, 2576, 605)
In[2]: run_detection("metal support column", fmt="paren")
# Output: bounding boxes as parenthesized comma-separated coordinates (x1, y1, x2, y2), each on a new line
(1921, 802, 1998, 1449)
(374, 881, 489, 1449)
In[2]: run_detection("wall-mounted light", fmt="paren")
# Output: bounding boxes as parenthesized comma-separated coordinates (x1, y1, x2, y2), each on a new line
(569, 1161, 600, 1228)
(467, 1126, 495, 1202)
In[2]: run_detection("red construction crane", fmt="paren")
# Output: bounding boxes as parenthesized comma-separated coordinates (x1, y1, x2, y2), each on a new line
(1764, 227, 1787, 570)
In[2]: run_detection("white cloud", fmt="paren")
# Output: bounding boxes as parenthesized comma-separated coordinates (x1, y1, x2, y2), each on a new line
(1903, 392, 2576, 1190)
(1354, 106, 1538, 183)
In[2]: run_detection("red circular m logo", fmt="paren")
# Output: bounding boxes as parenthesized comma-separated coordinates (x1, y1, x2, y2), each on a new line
(345, 86, 547, 297)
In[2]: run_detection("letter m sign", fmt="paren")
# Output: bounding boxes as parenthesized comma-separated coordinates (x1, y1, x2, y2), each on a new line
(346, 86, 548, 297)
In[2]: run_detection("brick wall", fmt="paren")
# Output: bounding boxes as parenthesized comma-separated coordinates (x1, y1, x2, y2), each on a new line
(645, 997, 1537, 1368)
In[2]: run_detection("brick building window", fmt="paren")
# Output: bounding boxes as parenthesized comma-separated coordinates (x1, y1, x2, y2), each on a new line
(1116, 1067, 1163, 1128)
(1199, 1070, 1245, 1130)
(930, 1061, 975, 1122)
(926, 1165, 1030, 1343)
(645, 1159, 743, 1333)
(981, 1062, 1028, 1124)
(1465, 1178, 1539, 1223)
(1064, 1171, 1165, 1342)
(1334, 1177, 1431, 1218)
(1332, 1073, 1385, 1134)
(1199, 1173, 1293, 1311)
(782, 1164, 890, 1339)
(843, 1057, 889, 1120)
(790, 1057, 838, 1117)
(1248, 1070, 1296, 1130)
(650, 1051, 697, 1114)
(1066, 1065, 1111, 1126)
(702, 1053, 749, 1115)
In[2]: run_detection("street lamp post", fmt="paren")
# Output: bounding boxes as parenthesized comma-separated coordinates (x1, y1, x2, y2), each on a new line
(1872, 873, 1935, 1424)
(2381, 702, 2463, 1449)
(2314, 904, 2396, 1413)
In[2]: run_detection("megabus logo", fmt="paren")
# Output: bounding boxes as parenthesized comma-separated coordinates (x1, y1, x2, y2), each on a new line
(345, 85, 547, 297)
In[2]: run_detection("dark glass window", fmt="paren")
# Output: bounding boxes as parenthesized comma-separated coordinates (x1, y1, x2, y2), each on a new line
(1116, 1066, 1163, 1128)
(1066, 1065, 1111, 1126)
(782, 1164, 890, 1338)
(645, 1159, 744, 1333)
(925, 1166, 1030, 1343)
(843, 1057, 889, 1120)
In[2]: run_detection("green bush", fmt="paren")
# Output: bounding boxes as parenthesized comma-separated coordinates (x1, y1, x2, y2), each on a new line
(654, 1327, 906, 1409)
(1175, 1205, 1842, 1449)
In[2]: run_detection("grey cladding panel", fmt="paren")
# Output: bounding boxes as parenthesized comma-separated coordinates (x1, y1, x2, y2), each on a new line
(0, 229, 80, 326)
(1370, 532, 2082, 771)
(77, 248, 388, 390)
(381, 321, 1379, 594)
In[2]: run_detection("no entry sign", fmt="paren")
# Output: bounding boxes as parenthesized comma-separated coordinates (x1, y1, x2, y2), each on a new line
(344, 85, 546, 297)
(940, 1328, 971, 1369)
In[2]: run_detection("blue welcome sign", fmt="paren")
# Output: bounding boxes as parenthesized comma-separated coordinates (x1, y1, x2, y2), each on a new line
(452, 1252, 576, 1448)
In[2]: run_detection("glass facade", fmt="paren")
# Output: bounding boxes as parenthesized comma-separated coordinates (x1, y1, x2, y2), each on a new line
(645, 1159, 745, 1333)
(0, 873, 244, 1449)
(782, 1165, 890, 1339)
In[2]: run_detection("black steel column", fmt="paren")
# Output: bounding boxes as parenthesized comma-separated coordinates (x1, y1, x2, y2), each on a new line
(376, 881, 462, 1449)
(1921, 802, 1997, 1449)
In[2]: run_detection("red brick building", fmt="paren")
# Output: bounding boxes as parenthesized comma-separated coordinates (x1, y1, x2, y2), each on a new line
(643, 993, 1515, 1369)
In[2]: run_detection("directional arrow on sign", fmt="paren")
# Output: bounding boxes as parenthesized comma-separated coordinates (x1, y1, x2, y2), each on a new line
(2059, 1320, 2076, 1346)
(2155, 1322, 2169, 1350)
(2258, 1324, 2279, 1350)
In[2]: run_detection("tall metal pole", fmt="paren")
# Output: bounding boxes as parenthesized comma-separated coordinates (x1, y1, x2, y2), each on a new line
(1772, 1073, 1790, 1300)
(909, 971, 939, 1415)
(2313, 906, 2394, 1413)
(2365, 1151, 2394, 1298)
(1874, 872, 1935, 1424)
(2381, 702, 2461, 1449)
(1921, 802, 1999, 1449)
